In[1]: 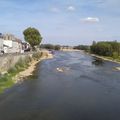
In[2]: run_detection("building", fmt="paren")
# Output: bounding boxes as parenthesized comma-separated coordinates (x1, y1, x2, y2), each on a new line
(12, 39, 22, 53)
(3, 39, 12, 53)
(0, 33, 23, 54)
(3, 33, 15, 40)
(0, 38, 3, 53)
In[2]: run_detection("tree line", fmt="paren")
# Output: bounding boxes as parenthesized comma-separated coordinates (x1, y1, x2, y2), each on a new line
(90, 41, 120, 58)
(40, 44, 61, 50)
(23, 27, 120, 59)
(73, 45, 90, 52)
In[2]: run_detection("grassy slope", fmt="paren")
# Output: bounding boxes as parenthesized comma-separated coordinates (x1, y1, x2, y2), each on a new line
(0, 52, 42, 93)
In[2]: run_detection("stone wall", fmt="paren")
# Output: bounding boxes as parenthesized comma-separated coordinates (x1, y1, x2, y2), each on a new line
(0, 53, 33, 74)
(0, 50, 51, 74)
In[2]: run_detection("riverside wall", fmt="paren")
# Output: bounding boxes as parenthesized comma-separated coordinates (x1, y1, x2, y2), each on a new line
(0, 53, 33, 74)
(0, 50, 51, 74)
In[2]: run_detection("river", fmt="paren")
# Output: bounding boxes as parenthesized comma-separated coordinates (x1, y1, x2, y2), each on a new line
(0, 51, 120, 120)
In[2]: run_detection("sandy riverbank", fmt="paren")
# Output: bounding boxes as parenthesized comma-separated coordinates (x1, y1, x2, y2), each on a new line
(61, 49, 81, 52)
(14, 51, 53, 83)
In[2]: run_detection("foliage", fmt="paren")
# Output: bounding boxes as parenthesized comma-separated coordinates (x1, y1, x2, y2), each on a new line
(112, 52, 119, 59)
(32, 52, 42, 60)
(54, 45, 61, 50)
(0, 52, 43, 93)
(23, 27, 42, 49)
(0, 74, 14, 93)
(0, 56, 33, 93)
(74, 45, 90, 51)
(40, 44, 61, 50)
(90, 41, 120, 57)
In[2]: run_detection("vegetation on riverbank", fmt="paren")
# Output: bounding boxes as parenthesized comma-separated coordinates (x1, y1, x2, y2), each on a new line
(73, 45, 90, 52)
(90, 41, 120, 62)
(0, 52, 43, 93)
(73, 41, 120, 64)
(40, 44, 61, 50)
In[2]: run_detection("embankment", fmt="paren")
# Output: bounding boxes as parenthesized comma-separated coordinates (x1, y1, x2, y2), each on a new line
(91, 54, 120, 64)
(0, 50, 53, 92)
(91, 54, 120, 70)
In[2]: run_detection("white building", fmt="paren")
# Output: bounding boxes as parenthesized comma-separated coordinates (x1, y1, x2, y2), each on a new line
(0, 33, 23, 54)
(3, 40, 12, 53)
(0, 38, 3, 52)
(12, 39, 22, 53)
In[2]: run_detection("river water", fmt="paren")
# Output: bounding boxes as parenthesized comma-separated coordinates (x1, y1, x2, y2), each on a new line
(0, 51, 120, 120)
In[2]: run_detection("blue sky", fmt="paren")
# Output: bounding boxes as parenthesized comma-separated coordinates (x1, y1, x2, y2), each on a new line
(0, 0, 120, 45)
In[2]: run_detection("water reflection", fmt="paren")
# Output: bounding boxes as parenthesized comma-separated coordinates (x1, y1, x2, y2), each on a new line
(92, 57, 104, 66)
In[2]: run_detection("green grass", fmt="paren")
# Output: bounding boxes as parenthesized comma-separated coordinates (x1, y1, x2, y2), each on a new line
(0, 74, 14, 93)
(0, 52, 43, 93)
(104, 56, 120, 62)
(32, 52, 42, 60)
(0, 56, 32, 93)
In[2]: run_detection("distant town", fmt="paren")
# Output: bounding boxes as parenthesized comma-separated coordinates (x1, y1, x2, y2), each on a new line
(0, 33, 30, 54)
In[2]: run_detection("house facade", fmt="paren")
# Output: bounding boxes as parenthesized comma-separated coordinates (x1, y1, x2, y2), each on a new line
(12, 39, 22, 53)
(0, 33, 31, 54)
(0, 38, 3, 52)
(0, 33, 23, 53)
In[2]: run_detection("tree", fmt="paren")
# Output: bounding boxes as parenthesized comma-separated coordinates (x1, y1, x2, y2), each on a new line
(90, 41, 120, 57)
(73, 45, 90, 52)
(40, 44, 61, 50)
(23, 27, 42, 50)
(54, 45, 61, 50)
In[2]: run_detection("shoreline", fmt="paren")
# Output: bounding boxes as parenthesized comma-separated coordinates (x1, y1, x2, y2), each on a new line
(90, 53, 120, 70)
(14, 51, 53, 84)
(91, 54, 120, 64)
(61, 49, 81, 52)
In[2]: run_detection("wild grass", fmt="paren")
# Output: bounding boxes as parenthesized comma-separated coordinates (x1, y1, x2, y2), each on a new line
(32, 52, 42, 60)
(0, 56, 33, 93)
(0, 74, 14, 92)
(0, 52, 43, 93)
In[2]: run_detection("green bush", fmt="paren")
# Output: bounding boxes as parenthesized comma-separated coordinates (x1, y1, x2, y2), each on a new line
(8, 67, 17, 74)
(112, 52, 119, 59)
(0, 74, 9, 82)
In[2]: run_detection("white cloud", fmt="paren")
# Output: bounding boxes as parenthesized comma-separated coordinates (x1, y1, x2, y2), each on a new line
(50, 7, 60, 13)
(67, 6, 76, 11)
(81, 17, 100, 23)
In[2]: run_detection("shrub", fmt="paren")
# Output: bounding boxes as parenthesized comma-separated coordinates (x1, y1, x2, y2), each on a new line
(112, 52, 119, 59)
(32, 52, 42, 60)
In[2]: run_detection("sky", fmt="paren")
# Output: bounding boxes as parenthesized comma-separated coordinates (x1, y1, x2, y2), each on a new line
(0, 0, 120, 45)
